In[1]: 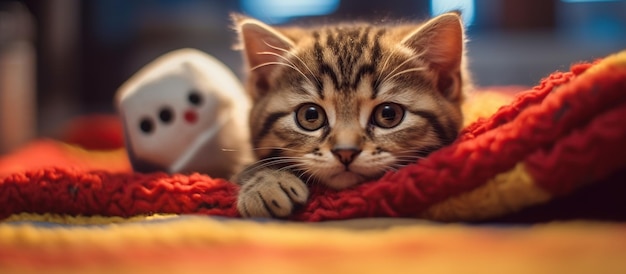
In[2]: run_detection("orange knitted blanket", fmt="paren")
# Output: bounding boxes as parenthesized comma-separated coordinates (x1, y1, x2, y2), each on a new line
(1, 51, 625, 222)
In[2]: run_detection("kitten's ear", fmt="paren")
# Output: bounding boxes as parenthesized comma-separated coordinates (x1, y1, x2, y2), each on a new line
(233, 14, 295, 97)
(402, 12, 465, 101)
(402, 12, 464, 71)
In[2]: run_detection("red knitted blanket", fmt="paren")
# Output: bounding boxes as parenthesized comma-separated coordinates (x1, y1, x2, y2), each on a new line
(1, 52, 625, 222)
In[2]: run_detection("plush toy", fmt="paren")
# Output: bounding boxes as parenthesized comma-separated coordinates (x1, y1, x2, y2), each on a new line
(115, 48, 252, 178)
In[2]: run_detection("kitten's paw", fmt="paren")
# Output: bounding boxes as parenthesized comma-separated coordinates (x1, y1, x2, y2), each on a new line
(237, 169, 309, 218)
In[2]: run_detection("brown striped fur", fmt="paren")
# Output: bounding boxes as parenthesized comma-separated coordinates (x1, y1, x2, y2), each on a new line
(232, 12, 470, 218)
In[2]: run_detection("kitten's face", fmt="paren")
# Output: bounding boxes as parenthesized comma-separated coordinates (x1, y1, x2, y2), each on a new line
(236, 13, 468, 189)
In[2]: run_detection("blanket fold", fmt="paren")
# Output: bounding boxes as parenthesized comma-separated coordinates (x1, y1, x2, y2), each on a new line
(1, 51, 625, 222)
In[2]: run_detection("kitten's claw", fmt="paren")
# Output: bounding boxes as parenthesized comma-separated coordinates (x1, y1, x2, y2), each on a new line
(237, 169, 309, 218)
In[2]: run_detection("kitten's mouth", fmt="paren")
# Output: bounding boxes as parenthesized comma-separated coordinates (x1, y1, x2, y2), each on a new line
(324, 171, 367, 190)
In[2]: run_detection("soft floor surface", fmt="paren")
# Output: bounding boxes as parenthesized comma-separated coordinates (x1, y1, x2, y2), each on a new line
(2, 215, 626, 273)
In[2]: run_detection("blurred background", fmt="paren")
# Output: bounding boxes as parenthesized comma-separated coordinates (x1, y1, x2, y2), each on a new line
(0, 0, 625, 153)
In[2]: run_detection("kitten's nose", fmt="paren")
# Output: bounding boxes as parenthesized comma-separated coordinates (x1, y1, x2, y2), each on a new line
(331, 147, 361, 166)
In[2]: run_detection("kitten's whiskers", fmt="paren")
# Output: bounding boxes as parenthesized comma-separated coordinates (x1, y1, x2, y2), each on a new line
(252, 146, 307, 153)
(379, 53, 424, 87)
(392, 149, 431, 167)
(375, 47, 399, 89)
(263, 41, 322, 88)
(385, 67, 427, 82)
(274, 161, 320, 186)
(252, 54, 313, 87)
(242, 156, 302, 174)
(300, 166, 321, 186)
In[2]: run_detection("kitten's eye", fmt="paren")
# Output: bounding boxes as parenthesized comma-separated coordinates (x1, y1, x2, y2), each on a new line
(295, 103, 326, 131)
(188, 90, 203, 106)
(158, 107, 174, 124)
(372, 103, 404, 128)
(139, 118, 154, 134)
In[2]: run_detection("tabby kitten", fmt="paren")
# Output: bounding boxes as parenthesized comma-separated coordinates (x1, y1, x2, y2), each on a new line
(232, 12, 469, 218)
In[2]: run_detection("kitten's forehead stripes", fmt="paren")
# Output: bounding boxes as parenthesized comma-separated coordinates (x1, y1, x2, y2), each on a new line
(312, 31, 337, 97)
(365, 29, 385, 93)
(311, 27, 386, 95)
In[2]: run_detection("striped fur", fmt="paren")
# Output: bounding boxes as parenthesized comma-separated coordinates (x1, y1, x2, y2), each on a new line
(232, 13, 470, 218)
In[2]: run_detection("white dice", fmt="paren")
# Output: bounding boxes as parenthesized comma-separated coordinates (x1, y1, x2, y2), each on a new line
(116, 48, 252, 178)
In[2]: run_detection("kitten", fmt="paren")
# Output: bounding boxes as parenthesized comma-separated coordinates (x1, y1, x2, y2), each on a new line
(232, 12, 470, 218)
